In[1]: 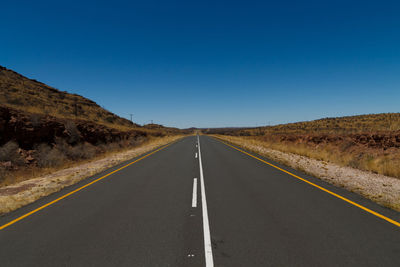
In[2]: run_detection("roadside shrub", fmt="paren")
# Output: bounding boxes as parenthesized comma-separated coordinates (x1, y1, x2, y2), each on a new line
(348, 158, 361, 169)
(55, 139, 70, 153)
(0, 141, 18, 161)
(66, 143, 97, 160)
(128, 136, 145, 147)
(0, 141, 24, 165)
(55, 139, 97, 161)
(97, 142, 121, 153)
(36, 144, 66, 167)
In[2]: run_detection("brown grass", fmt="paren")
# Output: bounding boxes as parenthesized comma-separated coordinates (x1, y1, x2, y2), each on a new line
(0, 65, 138, 131)
(206, 113, 400, 136)
(0, 65, 187, 187)
(262, 113, 400, 134)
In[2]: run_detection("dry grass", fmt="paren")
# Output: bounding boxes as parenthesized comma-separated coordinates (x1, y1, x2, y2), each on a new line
(0, 65, 137, 131)
(206, 113, 400, 136)
(0, 135, 184, 214)
(261, 113, 400, 134)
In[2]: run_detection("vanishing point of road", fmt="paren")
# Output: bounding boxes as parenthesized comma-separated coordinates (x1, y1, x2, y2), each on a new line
(0, 135, 399, 266)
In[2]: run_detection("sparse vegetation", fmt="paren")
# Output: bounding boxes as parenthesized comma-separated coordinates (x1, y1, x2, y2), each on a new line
(0, 141, 24, 166)
(0, 65, 136, 131)
(35, 144, 66, 168)
(209, 113, 400, 136)
(206, 113, 400, 179)
(0, 65, 189, 187)
(57, 140, 97, 160)
(0, 134, 183, 187)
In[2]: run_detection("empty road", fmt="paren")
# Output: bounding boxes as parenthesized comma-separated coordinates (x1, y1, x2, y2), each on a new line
(0, 135, 399, 266)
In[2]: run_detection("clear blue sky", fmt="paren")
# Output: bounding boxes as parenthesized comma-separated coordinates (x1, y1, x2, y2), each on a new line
(1, 0, 399, 128)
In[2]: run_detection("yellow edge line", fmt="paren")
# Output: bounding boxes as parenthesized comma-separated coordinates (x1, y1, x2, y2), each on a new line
(0, 141, 176, 230)
(215, 137, 400, 228)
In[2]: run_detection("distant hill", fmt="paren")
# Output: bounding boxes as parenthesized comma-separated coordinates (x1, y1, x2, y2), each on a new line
(263, 113, 400, 134)
(205, 113, 400, 135)
(0, 65, 136, 130)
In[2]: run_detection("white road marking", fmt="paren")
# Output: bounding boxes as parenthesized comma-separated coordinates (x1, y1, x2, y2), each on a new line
(192, 178, 198, 208)
(197, 135, 214, 267)
(195, 152, 198, 158)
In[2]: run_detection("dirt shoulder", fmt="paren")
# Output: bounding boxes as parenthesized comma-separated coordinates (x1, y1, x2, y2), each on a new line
(213, 135, 400, 211)
(0, 135, 183, 215)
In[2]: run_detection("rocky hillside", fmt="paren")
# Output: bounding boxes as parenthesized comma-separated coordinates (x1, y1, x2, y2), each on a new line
(0, 65, 136, 130)
(0, 66, 185, 186)
(0, 106, 151, 150)
(206, 113, 400, 136)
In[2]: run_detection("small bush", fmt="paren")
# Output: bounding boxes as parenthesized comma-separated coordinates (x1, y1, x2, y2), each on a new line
(98, 142, 121, 153)
(128, 136, 145, 147)
(0, 141, 18, 161)
(36, 144, 66, 167)
(55, 139, 97, 161)
(0, 141, 24, 165)
(66, 143, 97, 160)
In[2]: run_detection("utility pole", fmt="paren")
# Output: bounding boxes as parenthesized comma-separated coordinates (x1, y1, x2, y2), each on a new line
(129, 114, 133, 123)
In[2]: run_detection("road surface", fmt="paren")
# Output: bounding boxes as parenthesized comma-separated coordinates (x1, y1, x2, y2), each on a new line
(0, 135, 399, 266)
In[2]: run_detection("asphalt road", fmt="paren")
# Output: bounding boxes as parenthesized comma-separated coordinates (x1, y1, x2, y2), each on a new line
(0, 135, 399, 266)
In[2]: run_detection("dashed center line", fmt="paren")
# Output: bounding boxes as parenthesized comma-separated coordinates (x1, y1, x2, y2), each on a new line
(192, 178, 198, 208)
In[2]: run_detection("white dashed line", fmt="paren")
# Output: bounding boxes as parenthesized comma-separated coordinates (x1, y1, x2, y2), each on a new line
(192, 178, 198, 208)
